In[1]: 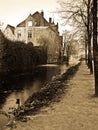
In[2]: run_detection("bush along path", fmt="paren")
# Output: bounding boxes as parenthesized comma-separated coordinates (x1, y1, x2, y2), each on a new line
(11, 62, 81, 122)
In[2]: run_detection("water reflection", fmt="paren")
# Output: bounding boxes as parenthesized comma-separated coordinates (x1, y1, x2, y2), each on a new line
(0, 64, 66, 112)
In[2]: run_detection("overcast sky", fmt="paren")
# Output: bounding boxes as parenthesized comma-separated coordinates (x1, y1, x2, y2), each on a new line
(0, 0, 72, 33)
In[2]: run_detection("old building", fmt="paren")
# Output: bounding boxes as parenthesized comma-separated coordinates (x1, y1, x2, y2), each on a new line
(4, 24, 15, 41)
(4, 11, 62, 63)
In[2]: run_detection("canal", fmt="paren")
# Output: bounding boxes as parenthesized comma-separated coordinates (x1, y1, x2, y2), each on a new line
(0, 64, 66, 111)
(0, 64, 67, 128)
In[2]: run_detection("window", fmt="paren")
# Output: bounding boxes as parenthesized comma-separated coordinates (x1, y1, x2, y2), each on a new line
(17, 30, 21, 38)
(28, 21, 32, 27)
(28, 30, 32, 39)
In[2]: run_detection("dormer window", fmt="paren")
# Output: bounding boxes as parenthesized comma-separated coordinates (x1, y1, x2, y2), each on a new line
(28, 21, 32, 27)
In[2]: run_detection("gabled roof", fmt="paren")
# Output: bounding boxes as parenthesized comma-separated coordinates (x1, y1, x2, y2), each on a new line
(5, 24, 15, 34)
(16, 11, 59, 35)
(32, 11, 49, 26)
(17, 11, 49, 27)
(16, 19, 26, 27)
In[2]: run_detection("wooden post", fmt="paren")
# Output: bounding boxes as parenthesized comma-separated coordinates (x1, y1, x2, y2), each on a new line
(16, 99, 20, 108)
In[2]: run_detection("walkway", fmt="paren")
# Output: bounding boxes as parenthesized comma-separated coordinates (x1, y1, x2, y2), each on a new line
(5, 61, 98, 130)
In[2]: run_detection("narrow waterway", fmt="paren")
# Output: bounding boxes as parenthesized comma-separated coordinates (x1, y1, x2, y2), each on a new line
(0, 64, 67, 128)
(0, 64, 67, 111)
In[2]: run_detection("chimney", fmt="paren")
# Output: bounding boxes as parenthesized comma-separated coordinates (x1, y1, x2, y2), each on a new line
(41, 10, 44, 17)
(49, 17, 52, 23)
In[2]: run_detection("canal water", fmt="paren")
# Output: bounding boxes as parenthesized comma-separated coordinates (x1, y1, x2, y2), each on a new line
(0, 64, 67, 127)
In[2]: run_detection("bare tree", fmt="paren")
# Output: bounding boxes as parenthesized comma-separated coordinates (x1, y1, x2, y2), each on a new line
(57, 0, 93, 74)
(63, 30, 81, 65)
(58, 0, 98, 95)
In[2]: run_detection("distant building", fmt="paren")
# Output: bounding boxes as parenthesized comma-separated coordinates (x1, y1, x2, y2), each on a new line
(4, 24, 15, 41)
(4, 11, 62, 63)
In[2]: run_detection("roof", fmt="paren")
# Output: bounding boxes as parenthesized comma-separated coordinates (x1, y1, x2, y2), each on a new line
(16, 20, 26, 27)
(16, 11, 59, 34)
(17, 11, 49, 27)
(5, 24, 15, 34)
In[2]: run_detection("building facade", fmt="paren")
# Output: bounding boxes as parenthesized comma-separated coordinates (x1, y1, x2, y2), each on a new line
(4, 11, 62, 63)
(4, 25, 15, 41)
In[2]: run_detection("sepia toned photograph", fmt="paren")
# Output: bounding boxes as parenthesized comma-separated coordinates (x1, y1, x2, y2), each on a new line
(0, 0, 98, 130)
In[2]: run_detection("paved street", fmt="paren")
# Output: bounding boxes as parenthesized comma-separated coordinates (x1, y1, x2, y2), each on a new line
(5, 61, 98, 130)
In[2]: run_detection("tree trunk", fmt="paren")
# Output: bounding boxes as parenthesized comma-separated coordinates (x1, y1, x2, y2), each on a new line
(93, 0, 98, 95)
(87, 0, 93, 74)
(85, 35, 88, 65)
(66, 46, 70, 66)
(88, 32, 93, 74)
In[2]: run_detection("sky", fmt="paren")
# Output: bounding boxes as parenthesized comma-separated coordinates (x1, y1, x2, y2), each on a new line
(0, 0, 72, 33)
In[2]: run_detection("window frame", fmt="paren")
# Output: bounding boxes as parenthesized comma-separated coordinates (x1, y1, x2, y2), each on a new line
(28, 30, 32, 39)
